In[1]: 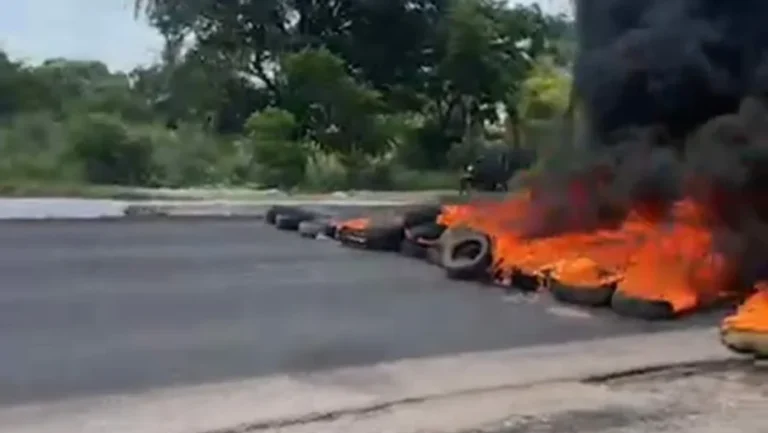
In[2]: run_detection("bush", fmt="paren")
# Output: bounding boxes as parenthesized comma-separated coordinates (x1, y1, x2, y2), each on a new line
(396, 120, 457, 170)
(303, 150, 457, 192)
(143, 124, 238, 187)
(388, 166, 457, 190)
(244, 108, 309, 189)
(0, 112, 78, 181)
(304, 151, 348, 191)
(67, 113, 156, 185)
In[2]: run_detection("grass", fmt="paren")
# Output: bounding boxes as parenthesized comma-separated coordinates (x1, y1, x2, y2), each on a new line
(0, 180, 461, 202)
(0, 181, 179, 200)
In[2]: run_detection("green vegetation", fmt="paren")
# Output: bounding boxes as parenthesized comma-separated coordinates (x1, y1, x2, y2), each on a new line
(0, 0, 574, 195)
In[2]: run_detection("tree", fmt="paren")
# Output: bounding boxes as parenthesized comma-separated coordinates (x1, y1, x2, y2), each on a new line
(280, 48, 391, 164)
(518, 56, 571, 121)
(244, 107, 307, 188)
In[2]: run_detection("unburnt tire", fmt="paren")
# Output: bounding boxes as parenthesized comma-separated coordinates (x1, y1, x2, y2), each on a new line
(610, 290, 676, 320)
(365, 224, 404, 251)
(324, 223, 338, 239)
(443, 231, 492, 280)
(339, 223, 404, 251)
(720, 329, 768, 357)
(550, 281, 616, 307)
(275, 213, 303, 231)
(298, 220, 326, 238)
(429, 227, 469, 267)
(426, 245, 443, 266)
(400, 238, 427, 259)
(266, 205, 300, 225)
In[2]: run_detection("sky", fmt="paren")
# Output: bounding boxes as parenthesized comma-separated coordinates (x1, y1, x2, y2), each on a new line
(0, 0, 570, 72)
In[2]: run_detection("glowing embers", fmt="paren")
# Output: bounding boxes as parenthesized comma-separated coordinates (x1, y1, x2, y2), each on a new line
(721, 287, 768, 358)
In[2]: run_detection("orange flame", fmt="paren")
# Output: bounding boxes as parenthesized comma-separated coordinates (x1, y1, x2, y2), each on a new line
(438, 190, 741, 315)
(722, 284, 768, 333)
(338, 217, 370, 231)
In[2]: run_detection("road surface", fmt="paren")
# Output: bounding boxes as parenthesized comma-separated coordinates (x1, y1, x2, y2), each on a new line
(0, 219, 719, 406)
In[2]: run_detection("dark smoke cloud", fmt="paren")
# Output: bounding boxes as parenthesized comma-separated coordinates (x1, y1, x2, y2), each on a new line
(574, 0, 768, 140)
(566, 0, 768, 282)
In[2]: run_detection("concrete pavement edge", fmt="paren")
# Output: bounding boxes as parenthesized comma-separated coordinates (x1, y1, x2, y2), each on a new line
(0, 327, 739, 433)
(121, 199, 423, 219)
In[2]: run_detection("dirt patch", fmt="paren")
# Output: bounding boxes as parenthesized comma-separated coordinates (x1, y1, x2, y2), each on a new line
(482, 361, 768, 433)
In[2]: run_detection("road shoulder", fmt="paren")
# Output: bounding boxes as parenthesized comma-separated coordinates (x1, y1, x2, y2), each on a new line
(0, 328, 737, 433)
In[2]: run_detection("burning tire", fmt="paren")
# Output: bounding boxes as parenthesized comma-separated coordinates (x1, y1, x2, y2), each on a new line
(609, 290, 675, 320)
(429, 226, 470, 267)
(720, 290, 768, 358)
(442, 230, 492, 280)
(338, 221, 404, 251)
(550, 281, 616, 307)
(720, 329, 768, 357)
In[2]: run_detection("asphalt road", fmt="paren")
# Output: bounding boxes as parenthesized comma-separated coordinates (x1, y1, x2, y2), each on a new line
(0, 219, 719, 406)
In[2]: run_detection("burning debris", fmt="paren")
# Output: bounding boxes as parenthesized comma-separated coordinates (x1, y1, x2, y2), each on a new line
(266, 0, 768, 357)
(722, 287, 768, 357)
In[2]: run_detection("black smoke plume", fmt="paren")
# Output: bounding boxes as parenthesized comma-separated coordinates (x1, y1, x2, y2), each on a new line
(561, 0, 768, 281)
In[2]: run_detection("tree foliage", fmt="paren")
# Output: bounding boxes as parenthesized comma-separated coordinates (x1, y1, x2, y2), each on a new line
(0, 0, 575, 190)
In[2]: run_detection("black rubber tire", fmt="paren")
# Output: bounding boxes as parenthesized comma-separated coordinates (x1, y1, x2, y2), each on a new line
(400, 238, 427, 259)
(443, 230, 492, 280)
(426, 245, 443, 266)
(550, 281, 616, 307)
(339, 222, 404, 251)
(337, 228, 366, 248)
(407, 222, 446, 242)
(720, 329, 768, 357)
(429, 226, 469, 267)
(610, 290, 676, 320)
(365, 224, 405, 251)
(401, 205, 442, 228)
(325, 223, 338, 239)
(275, 213, 303, 231)
(298, 220, 325, 238)
(266, 205, 300, 225)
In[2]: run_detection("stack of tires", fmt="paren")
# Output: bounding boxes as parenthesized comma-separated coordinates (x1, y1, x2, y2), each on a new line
(401, 222, 446, 259)
(336, 205, 443, 252)
(298, 218, 337, 239)
(265, 205, 337, 239)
